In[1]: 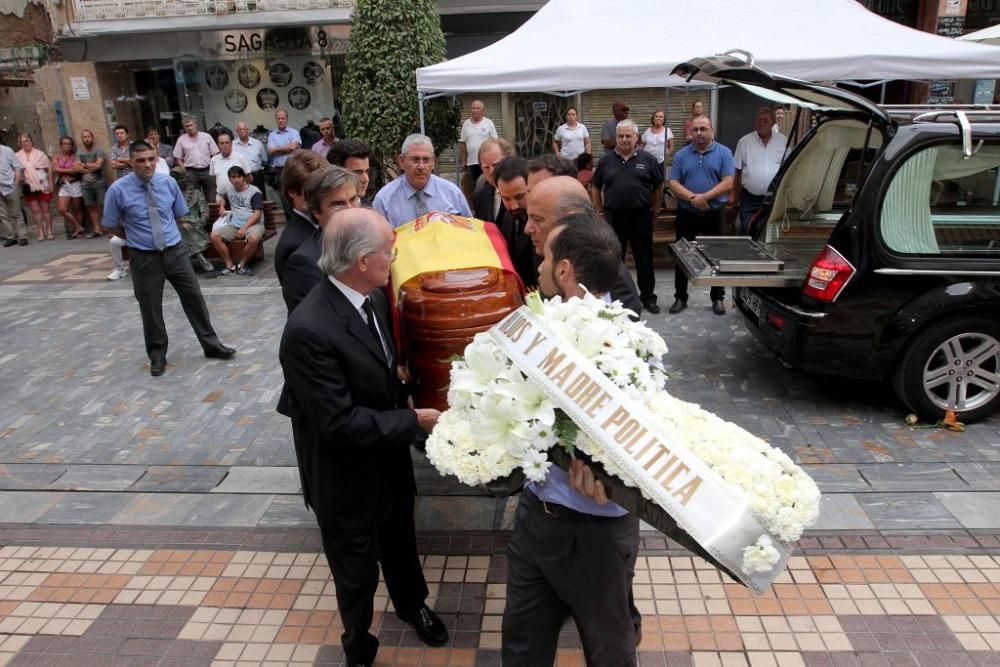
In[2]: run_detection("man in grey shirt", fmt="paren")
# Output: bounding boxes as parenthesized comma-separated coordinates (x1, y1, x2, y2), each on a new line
(0, 140, 25, 246)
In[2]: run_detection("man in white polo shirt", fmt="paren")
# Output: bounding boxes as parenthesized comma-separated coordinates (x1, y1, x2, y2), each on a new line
(732, 107, 787, 235)
(459, 100, 497, 185)
(209, 130, 252, 200)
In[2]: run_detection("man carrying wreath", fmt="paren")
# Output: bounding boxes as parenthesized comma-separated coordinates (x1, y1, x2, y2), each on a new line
(502, 213, 641, 666)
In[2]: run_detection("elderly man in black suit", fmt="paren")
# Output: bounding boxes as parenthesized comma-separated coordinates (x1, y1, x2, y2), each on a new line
(278, 207, 445, 667)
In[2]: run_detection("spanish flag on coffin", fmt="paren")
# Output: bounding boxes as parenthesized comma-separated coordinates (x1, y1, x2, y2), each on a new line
(389, 211, 524, 300)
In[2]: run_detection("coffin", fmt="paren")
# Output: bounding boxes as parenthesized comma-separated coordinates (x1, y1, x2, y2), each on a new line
(399, 267, 523, 410)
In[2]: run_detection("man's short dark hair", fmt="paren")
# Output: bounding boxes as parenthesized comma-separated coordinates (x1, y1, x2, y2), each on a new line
(493, 156, 529, 185)
(551, 213, 621, 295)
(227, 165, 246, 178)
(326, 139, 370, 167)
(144, 127, 159, 137)
(528, 154, 578, 178)
(217, 129, 234, 141)
(128, 140, 153, 157)
(113, 124, 129, 135)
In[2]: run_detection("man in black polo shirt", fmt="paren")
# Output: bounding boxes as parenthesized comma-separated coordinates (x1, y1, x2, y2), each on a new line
(592, 119, 664, 313)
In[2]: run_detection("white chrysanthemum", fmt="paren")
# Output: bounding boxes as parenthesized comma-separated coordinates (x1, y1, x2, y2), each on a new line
(742, 535, 781, 574)
(522, 448, 552, 483)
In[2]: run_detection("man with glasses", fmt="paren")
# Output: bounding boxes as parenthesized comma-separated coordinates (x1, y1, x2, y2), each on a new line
(667, 114, 735, 315)
(173, 117, 220, 203)
(372, 133, 470, 228)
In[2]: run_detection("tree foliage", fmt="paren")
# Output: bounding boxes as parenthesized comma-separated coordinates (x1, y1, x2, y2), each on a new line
(341, 0, 461, 170)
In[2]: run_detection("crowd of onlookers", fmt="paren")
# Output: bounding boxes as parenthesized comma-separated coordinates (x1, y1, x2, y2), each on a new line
(0, 97, 789, 315)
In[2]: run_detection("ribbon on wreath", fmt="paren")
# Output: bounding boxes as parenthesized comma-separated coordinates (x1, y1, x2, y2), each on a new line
(488, 306, 792, 594)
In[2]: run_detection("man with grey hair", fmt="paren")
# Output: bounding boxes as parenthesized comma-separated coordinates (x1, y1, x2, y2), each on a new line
(280, 165, 362, 313)
(172, 116, 220, 203)
(526, 176, 642, 315)
(592, 118, 664, 313)
(278, 207, 446, 666)
(373, 133, 471, 228)
(732, 106, 786, 235)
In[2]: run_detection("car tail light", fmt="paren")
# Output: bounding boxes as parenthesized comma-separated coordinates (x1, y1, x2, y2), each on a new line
(802, 245, 855, 302)
(766, 312, 785, 330)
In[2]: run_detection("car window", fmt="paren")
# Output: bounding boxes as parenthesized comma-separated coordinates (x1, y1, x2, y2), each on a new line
(880, 143, 1000, 256)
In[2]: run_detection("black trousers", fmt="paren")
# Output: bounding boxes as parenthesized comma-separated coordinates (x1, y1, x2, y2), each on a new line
(502, 491, 640, 667)
(129, 244, 221, 363)
(739, 191, 765, 235)
(186, 168, 216, 206)
(606, 206, 655, 304)
(674, 207, 726, 303)
(317, 491, 429, 664)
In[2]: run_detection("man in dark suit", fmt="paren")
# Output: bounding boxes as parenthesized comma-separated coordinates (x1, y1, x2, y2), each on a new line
(493, 156, 540, 290)
(471, 138, 510, 223)
(273, 151, 327, 285)
(525, 175, 643, 317)
(281, 165, 361, 313)
(278, 207, 446, 667)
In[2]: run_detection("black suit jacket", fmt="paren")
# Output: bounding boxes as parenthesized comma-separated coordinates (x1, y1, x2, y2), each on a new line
(282, 236, 323, 313)
(473, 181, 499, 222)
(274, 211, 317, 285)
(278, 280, 419, 527)
(612, 262, 643, 317)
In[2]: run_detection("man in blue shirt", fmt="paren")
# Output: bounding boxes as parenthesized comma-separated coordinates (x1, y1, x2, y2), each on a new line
(668, 114, 735, 316)
(503, 214, 640, 666)
(267, 109, 302, 223)
(102, 141, 235, 377)
(373, 133, 471, 228)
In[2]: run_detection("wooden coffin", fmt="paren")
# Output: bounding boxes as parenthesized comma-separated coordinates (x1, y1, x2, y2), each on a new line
(399, 267, 523, 410)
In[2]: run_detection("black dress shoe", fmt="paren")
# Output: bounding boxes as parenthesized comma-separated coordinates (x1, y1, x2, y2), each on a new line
(712, 299, 726, 315)
(397, 605, 448, 647)
(3, 239, 16, 248)
(643, 301, 661, 314)
(18, 238, 28, 246)
(668, 299, 687, 314)
(150, 359, 167, 377)
(204, 344, 236, 360)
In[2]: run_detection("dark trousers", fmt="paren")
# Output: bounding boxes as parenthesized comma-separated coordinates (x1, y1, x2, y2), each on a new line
(739, 191, 765, 235)
(187, 168, 216, 205)
(674, 207, 725, 303)
(129, 244, 221, 362)
(606, 206, 655, 304)
(502, 492, 640, 667)
(272, 166, 295, 224)
(317, 491, 429, 664)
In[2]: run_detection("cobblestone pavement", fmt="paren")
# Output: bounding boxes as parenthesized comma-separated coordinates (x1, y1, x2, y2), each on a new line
(0, 234, 999, 664)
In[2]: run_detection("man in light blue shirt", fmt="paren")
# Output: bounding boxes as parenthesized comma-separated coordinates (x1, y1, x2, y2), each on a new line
(372, 133, 471, 228)
(268, 109, 301, 222)
(102, 141, 235, 377)
(503, 213, 641, 666)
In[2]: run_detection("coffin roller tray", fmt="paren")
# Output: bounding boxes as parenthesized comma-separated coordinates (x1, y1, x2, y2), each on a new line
(668, 236, 806, 288)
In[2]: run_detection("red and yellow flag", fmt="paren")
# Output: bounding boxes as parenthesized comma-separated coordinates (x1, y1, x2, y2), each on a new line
(390, 211, 522, 300)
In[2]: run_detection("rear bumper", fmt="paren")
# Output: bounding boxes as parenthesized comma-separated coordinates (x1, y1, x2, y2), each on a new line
(733, 287, 886, 380)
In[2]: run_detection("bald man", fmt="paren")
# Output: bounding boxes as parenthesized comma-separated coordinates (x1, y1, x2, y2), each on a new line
(525, 176, 642, 316)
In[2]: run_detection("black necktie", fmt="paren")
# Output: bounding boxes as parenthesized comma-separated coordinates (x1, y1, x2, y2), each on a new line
(362, 298, 387, 362)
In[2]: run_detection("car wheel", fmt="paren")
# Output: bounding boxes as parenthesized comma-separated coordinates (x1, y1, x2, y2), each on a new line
(893, 317, 1000, 423)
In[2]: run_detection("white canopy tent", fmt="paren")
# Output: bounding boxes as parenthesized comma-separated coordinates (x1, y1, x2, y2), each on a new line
(959, 24, 1000, 45)
(416, 0, 1000, 95)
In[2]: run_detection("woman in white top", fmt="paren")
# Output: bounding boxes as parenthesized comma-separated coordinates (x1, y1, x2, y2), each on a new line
(640, 109, 674, 164)
(552, 107, 591, 160)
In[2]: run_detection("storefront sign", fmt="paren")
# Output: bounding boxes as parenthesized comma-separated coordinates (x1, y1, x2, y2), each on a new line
(70, 77, 90, 100)
(202, 26, 349, 59)
(859, 0, 919, 26)
(967, 0, 1000, 30)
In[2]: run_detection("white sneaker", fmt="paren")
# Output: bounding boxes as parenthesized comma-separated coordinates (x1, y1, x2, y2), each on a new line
(107, 268, 127, 281)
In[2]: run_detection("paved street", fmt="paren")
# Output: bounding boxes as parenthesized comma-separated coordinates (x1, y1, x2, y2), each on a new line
(0, 233, 997, 665)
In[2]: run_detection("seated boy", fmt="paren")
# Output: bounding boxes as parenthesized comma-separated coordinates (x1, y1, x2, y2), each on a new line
(211, 165, 265, 276)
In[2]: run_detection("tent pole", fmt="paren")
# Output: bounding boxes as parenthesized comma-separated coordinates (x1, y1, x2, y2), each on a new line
(418, 91, 426, 135)
(710, 86, 719, 128)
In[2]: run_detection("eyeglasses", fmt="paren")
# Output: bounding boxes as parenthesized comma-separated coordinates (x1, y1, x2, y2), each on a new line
(371, 247, 398, 263)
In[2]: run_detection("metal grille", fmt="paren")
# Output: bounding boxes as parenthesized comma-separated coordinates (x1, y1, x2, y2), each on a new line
(0, 105, 61, 154)
(71, 0, 352, 22)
